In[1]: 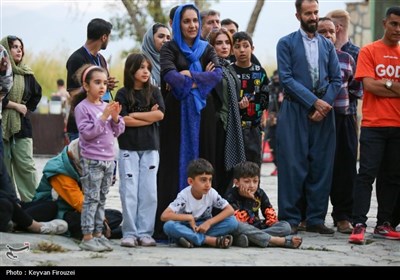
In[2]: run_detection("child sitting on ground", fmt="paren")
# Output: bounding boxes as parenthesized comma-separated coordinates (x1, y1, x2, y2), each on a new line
(161, 158, 238, 248)
(226, 161, 302, 248)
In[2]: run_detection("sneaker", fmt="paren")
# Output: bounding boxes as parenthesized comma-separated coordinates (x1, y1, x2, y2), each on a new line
(139, 236, 156, 246)
(373, 222, 400, 240)
(178, 237, 193, 248)
(233, 234, 249, 248)
(121, 237, 138, 247)
(349, 223, 366, 244)
(79, 238, 108, 252)
(270, 168, 278, 176)
(40, 219, 68, 235)
(95, 235, 113, 251)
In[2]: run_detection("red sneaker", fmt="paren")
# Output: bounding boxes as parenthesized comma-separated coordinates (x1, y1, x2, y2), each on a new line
(270, 168, 278, 176)
(349, 223, 366, 245)
(373, 222, 400, 240)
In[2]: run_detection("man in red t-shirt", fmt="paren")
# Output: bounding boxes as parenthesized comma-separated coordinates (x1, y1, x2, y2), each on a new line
(349, 6, 400, 245)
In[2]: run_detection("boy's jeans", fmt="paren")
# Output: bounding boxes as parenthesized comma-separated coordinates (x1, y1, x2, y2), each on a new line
(164, 216, 238, 246)
(233, 221, 291, 247)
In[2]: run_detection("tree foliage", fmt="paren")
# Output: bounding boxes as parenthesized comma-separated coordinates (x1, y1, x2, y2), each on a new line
(108, 0, 265, 53)
(109, 0, 212, 46)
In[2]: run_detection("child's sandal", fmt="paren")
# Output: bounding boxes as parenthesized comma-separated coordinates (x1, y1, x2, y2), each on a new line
(216, 235, 233, 249)
(284, 235, 302, 249)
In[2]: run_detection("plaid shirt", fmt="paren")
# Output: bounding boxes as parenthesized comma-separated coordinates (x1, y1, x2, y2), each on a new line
(341, 40, 363, 115)
(335, 50, 362, 115)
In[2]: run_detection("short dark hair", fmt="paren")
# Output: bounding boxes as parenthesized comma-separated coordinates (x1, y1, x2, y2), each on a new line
(56, 79, 65, 87)
(386, 6, 400, 18)
(318, 17, 333, 23)
(221, 18, 239, 30)
(187, 158, 214, 179)
(295, 0, 319, 14)
(233, 31, 253, 47)
(233, 161, 260, 180)
(87, 18, 112, 40)
(169, 5, 179, 22)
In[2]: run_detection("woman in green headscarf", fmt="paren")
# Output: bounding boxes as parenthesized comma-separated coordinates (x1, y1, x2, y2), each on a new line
(0, 36, 42, 202)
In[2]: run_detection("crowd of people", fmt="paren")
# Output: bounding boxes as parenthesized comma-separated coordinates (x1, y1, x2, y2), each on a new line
(1, 0, 400, 253)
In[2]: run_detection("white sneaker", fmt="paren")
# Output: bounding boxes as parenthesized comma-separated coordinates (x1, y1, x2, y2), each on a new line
(79, 238, 108, 252)
(40, 219, 68, 235)
(139, 236, 156, 246)
(95, 235, 113, 251)
(121, 237, 138, 247)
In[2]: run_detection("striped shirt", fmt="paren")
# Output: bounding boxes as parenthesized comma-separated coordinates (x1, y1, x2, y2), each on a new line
(334, 49, 362, 115)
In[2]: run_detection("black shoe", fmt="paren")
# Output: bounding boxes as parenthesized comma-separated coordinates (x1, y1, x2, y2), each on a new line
(306, 224, 334, 234)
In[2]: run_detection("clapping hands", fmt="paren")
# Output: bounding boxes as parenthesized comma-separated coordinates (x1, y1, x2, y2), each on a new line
(102, 101, 121, 123)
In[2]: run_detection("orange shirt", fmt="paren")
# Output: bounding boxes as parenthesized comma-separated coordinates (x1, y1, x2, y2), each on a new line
(355, 40, 400, 127)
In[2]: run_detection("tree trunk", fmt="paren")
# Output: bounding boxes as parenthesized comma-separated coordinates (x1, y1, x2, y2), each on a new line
(246, 0, 265, 37)
(121, 0, 147, 41)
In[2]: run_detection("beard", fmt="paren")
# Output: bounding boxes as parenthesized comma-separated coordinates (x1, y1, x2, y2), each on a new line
(300, 18, 318, 34)
(101, 41, 108, 50)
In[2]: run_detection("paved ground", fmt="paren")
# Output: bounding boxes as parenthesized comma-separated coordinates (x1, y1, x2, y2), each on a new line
(0, 157, 399, 267)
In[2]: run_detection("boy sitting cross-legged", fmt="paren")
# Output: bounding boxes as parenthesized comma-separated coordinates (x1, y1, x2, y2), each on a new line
(226, 161, 302, 248)
(161, 158, 238, 248)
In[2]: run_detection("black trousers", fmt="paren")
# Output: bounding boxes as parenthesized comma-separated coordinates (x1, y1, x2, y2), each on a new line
(0, 198, 58, 232)
(352, 127, 400, 226)
(330, 114, 358, 223)
(242, 126, 262, 167)
(376, 161, 400, 228)
(0, 197, 32, 231)
(63, 209, 122, 239)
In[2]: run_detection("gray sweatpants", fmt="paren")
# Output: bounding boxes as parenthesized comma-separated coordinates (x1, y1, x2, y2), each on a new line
(233, 221, 291, 247)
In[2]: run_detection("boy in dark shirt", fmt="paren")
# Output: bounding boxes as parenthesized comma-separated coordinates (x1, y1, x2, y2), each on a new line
(232, 32, 269, 166)
(226, 161, 302, 248)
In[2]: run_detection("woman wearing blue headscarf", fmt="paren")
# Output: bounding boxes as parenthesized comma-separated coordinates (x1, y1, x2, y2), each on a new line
(155, 4, 222, 239)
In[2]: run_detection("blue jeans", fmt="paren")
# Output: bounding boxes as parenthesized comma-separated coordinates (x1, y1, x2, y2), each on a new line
(163, 216, 238, 246)
(233, 221, 291, 247)
(119, 150, 159, 239)
(80, 158, 114, 235)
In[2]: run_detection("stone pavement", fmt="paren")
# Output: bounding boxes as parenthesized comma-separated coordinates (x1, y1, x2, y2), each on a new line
(0, 157, 399, 267)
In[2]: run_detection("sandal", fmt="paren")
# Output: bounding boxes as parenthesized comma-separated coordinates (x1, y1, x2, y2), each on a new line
(178, 237, 194, 248)
(216, 235, 233, 249)
(284, 235, 302, 249)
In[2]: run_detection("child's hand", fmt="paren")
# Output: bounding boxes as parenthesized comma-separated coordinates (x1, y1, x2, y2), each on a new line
(187, 215, 196, 232)
(110, 101, 121, 122)
(239, 96, 249, 109)
(238, 185, 255, 200)
(195, 221, 211, 233)
(151, 104, 159, 111)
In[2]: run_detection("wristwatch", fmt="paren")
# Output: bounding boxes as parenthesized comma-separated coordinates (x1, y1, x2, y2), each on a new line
(385, 80, 393, 90)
